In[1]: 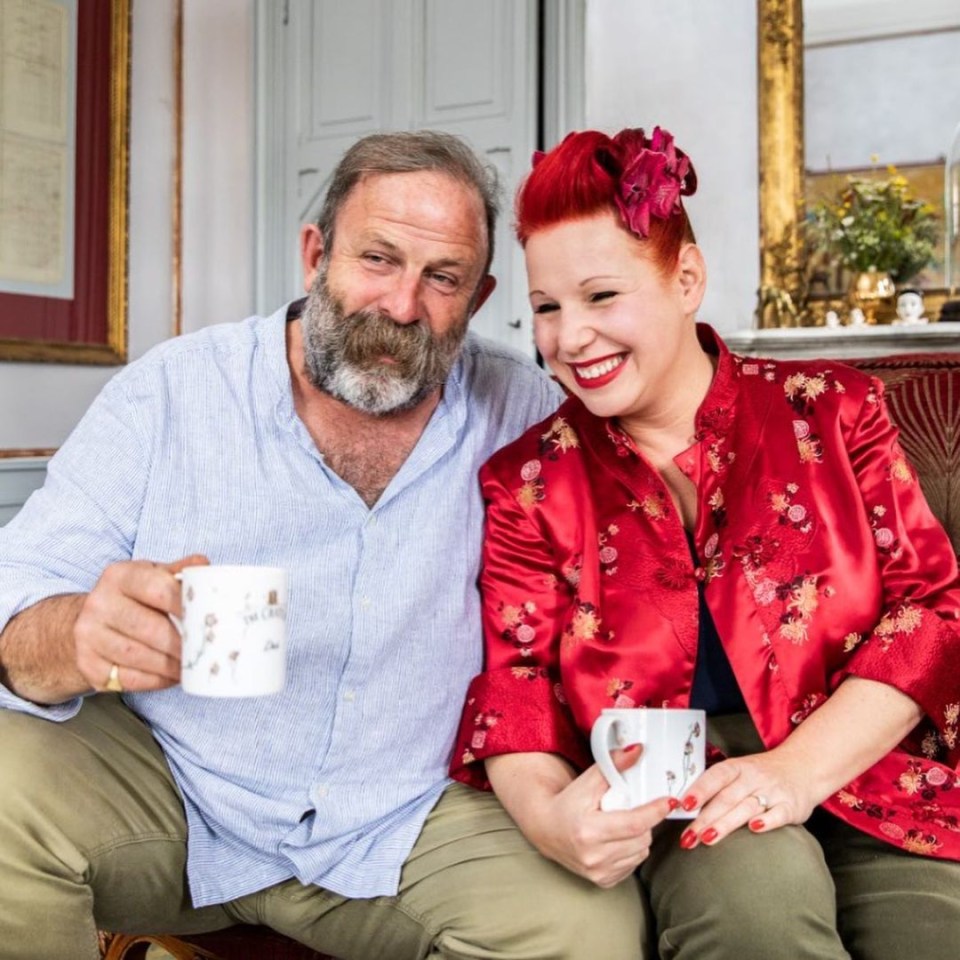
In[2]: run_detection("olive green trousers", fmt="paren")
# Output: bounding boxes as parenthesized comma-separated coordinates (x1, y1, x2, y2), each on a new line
(2, 699, 960, 960)
(0, 696, 641, 960)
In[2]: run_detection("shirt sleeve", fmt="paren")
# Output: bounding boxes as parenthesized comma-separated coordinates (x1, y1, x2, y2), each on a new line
(449, 461, 591, 790)
(0, 374, 153, 718)
(835, 378, 960, 752)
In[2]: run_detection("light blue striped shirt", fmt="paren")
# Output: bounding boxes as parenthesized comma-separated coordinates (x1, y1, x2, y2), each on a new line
(0, 303, 562, 906)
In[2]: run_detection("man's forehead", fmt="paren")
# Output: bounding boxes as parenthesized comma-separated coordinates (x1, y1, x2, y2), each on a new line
(335, 170, 489, 252)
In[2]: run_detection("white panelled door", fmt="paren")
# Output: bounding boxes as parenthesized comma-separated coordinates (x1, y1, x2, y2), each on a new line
(263, 0, 539, 357)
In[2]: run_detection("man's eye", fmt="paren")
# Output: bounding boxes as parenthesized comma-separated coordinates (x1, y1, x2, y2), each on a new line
(363, 253, 389, 266)
(431, 272, 457, 287)
(590, 291, 616, 302)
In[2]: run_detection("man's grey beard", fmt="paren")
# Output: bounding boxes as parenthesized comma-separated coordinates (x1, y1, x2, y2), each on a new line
(300, 266, 470, 416)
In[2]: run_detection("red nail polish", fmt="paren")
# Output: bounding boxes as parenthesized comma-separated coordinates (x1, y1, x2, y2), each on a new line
(681, 795, 699, 812)
(680, 829, 698, 849)
(667, 797, 680, 811)
(749, 818, 765, 832)
(701, 827, 719, 845)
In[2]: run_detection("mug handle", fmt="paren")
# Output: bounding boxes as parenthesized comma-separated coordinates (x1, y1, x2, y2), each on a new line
(590, 714, 633, 810)
(168, 571, 184, 636)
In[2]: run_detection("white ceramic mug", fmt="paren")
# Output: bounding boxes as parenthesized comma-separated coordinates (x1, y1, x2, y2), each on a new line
(590, 707, 705, 817)
(175, 565, 287, 697)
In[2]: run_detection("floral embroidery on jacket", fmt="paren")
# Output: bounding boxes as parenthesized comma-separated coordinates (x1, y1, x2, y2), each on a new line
(944, 703, 960, 750)
(874, 603, 923, 651)
(790, 692, 827, 725)
(784, 372, 828, 413)
(778, 574, 821, 644)
(598, 524, 620, 575)
(498, 600, 538, 657)
(769, 482, 814, 534)
(516, 459, 545, 509)
(540, 417, 579, 457)
(564, 601, 606, 649)
(606, 677, 636, 708)
(867, 504, 902, 559)
(628, 492, 669, 520)
(709, 488, 727, 528)
(791, 419, 824, 464)
(888, 446, 914, 484)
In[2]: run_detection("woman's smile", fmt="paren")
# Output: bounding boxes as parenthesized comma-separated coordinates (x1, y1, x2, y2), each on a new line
(569, 352, 627, 388)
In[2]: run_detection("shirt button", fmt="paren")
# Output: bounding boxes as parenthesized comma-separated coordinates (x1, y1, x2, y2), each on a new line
(343, 689, 356, 702)
(359, 596, 371, 607)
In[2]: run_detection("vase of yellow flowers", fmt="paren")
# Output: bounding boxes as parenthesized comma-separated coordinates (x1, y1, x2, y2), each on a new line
(811, 167, 938, 323)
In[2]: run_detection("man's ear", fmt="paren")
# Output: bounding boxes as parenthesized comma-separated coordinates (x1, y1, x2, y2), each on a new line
(676, 243, 706, 314)
(300, 224, 325, 293)
(469, 275, 497, 317)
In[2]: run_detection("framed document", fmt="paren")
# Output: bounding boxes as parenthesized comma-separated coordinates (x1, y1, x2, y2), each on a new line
(0, 0, 130, 364)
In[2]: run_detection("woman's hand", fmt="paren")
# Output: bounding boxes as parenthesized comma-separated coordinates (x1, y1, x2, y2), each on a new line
(673, 747, 818, 849)
(675, 678, 924, 849)
(487, 748, 675, 888)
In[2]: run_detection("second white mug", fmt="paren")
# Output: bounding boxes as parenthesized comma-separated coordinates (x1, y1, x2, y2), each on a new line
(590, 707, 705, 817)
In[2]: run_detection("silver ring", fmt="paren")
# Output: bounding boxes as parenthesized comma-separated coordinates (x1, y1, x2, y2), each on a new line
(753, 793, 770, 813)
(105, 662, 124, 693)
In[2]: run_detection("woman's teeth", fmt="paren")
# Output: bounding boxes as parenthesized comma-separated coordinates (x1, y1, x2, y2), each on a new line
(577, 356, 624, 379)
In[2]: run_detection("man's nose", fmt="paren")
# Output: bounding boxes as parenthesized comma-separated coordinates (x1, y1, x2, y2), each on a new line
(377, 273, 422, 325)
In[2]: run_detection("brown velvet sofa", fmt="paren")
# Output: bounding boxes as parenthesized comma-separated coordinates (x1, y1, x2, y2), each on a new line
(99, 351, 960, 960)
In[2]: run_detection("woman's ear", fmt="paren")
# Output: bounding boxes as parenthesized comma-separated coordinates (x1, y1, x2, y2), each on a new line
(676, 243, 707, 314)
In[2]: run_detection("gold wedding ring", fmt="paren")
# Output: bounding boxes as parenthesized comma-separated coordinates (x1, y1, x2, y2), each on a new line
(105, 662, 124, 693)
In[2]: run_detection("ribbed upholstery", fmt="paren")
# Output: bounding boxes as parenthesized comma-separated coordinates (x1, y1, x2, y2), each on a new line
(846, 353, 960, 557)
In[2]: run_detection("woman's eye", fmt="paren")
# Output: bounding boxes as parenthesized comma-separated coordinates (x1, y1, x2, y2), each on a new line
(533, 303, 559, 315)
(590, 290, 616, 303)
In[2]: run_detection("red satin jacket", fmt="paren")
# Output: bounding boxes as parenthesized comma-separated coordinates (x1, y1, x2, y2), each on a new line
(451, 326, 960, 860)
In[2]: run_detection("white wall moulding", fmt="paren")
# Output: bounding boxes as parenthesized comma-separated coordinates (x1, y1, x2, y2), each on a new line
(726, 320, 960, 359)
(804, 0, 960, 47)
(0, 457, 50, 526)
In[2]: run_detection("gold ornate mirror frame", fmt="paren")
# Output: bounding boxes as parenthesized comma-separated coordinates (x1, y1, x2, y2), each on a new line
(756, 0, 951, 328)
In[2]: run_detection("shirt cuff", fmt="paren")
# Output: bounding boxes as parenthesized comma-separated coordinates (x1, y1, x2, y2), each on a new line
(838, 603, 960, 743)
(0, 682, 83, 721)
(449, 667, 591, 789)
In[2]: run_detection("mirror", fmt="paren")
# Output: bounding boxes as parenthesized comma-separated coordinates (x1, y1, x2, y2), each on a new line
(756, 0, 959, 327)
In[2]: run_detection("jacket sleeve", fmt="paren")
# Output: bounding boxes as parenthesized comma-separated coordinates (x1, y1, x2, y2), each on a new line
(835, 378, 960, 755)
(449, 461, 591, 789)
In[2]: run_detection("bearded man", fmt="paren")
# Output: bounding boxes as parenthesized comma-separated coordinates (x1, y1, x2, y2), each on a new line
(0, 132, 645, 960)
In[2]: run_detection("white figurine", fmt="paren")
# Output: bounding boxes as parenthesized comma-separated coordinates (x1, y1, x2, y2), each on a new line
(849, 307, 867, 327)
(825, 310, 841, 329)
(894, 289, 929, 325)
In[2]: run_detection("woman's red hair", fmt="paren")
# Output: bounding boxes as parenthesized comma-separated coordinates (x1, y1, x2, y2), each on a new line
(515, 129, 697, 275)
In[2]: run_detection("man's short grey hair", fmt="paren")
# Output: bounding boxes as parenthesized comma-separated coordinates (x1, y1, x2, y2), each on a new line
(316, 130, 500, 274)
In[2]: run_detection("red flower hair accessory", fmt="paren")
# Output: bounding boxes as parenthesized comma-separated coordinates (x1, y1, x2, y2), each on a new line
(611, 126, 697, 239)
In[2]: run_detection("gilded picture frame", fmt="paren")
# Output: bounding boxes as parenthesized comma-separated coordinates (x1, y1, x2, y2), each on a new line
(0, 0, 131, 364)
(755, 0, 952, 328)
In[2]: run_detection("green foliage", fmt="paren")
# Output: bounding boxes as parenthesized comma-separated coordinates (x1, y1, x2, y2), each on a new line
(810, 168, 938, 282)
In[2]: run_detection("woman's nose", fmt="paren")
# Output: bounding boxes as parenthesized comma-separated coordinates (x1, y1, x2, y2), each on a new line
(556, 311, 595, 357)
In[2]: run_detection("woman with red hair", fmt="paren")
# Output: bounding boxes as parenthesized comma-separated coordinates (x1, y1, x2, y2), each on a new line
(451, 127, 960, 959)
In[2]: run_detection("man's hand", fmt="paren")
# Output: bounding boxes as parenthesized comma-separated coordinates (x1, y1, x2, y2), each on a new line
(0, 554, 209, 704)
(487, 747, 675, 888)
(75, 555, 209, 694)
